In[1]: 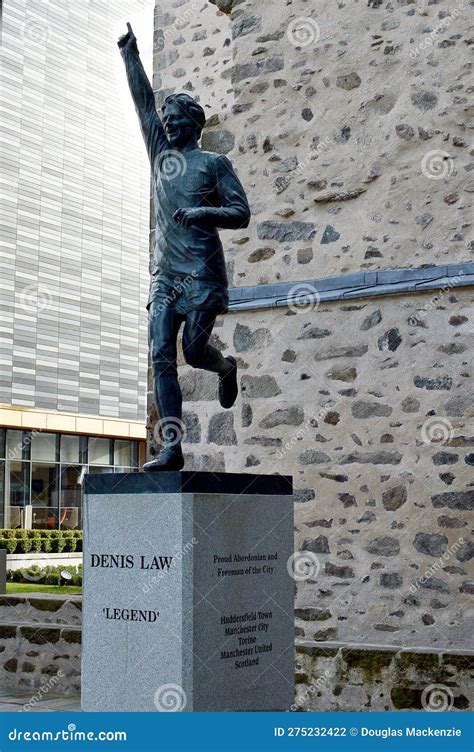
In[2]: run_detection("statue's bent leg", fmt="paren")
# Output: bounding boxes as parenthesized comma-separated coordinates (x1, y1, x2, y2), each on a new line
(182, 310, 238, 409)
(148, 301, 184, 446)
(182, 309, 226, 373)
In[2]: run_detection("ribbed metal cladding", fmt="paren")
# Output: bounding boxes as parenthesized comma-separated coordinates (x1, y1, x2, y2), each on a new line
(0, 0, 152, 421)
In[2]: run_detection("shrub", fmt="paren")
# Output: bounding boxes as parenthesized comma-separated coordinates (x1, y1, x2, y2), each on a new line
(0, 529, 83, 553)
(21, 565, 44, 583)
(45, 571, 60, 585)
(25, 530, 42, 539)
(50, 536, 67, 554)
(28, 536, 42, 553)
(40, 537, 52, 553)
(0, 537, 17, 554)
(15, 536, 33, 554)
(8, 563, 82, 587)
(63, 536, 77, 553)
(9, 568, 24, 582)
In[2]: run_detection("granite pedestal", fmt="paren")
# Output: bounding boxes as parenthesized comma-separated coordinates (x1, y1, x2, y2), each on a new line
(82, 472, 294, 712)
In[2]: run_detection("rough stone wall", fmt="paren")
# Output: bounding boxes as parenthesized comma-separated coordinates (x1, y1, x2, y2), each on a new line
(150, 0, 473, 650)
(0, 623, 81, 696)
(154, 0, 472, 287)
(295, 643, 473, 711)
(178, 288, 473, 648)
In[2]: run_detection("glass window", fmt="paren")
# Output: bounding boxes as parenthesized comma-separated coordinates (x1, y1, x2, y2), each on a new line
(31, 432, 58, 462)
(0, 461, 4, 528)
(31, 463, 59, 509)
(114, 440, 131, 467)
(60, 434, 80, 464)
(7, 460, 30, 506)
(87, 465, 114, 475)
(6, 460, 30, 528)
(6, 430, 25, 461)
(60, 465, 82, 507)
(131, 441, 140, 468)
(88, 437, 111, 465)
(0, 429, 5, 459)
(79, 435, 88, 464)
(32, 508, 59, 530)
(60, 506, 81, 530)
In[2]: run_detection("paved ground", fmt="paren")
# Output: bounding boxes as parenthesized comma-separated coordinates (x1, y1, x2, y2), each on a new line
(0, 688, 81, 712)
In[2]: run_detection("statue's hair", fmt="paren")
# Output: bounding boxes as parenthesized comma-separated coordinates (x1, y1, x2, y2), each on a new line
(162, 93, 206, 136)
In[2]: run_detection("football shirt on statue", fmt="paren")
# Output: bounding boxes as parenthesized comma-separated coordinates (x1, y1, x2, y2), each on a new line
(121, 45, 250, 307)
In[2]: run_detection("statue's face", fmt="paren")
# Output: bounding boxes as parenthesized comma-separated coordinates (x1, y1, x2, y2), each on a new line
(163, 103, 198, 148)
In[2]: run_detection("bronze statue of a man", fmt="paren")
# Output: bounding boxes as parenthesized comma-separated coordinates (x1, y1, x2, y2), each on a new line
(118, 24, 250, 471)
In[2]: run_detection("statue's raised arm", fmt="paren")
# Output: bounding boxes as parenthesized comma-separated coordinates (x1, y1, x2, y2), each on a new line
(117, 22, 251, 473)
(118, 23, 166, 162)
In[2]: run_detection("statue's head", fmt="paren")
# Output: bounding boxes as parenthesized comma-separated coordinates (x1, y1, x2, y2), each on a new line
(162, 94, 206, 148)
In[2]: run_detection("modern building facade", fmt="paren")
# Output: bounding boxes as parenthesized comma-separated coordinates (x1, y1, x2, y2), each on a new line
(0, 0, 153, 528)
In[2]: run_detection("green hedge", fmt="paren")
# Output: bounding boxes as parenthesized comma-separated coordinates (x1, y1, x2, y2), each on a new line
(0, 529, 82, 555)
(8, 563, 82, 586)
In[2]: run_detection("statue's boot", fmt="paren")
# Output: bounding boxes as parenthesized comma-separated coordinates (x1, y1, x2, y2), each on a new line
(143, 443, 184, 472)
(218, 356, 238, 409)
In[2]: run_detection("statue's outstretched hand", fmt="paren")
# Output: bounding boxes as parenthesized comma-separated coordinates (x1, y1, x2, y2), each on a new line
(117, 22, 139, 53)
(173, 208, 209, 228)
